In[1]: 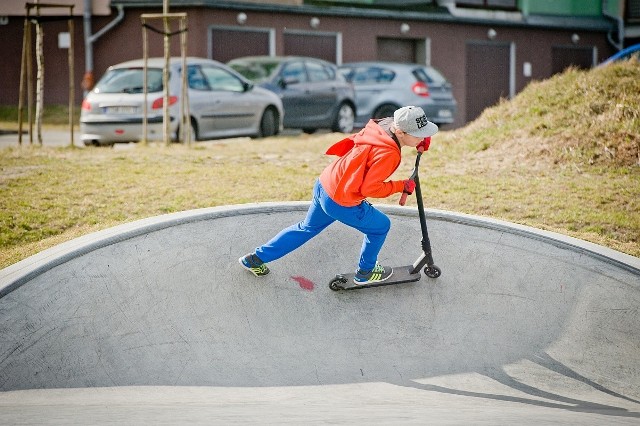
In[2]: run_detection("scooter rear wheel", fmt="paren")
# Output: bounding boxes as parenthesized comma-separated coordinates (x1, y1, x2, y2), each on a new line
(329, 275, 348, 291)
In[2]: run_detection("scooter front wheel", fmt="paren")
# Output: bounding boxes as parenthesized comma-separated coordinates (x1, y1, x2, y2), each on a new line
(424, 265, 441, 278)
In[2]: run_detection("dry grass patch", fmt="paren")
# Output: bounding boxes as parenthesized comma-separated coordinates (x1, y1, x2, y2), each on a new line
(457, 59, 640, 168)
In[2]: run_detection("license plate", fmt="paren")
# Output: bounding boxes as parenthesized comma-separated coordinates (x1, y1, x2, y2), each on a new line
(104, 106, 139, 114)
(437, 109, 452, 118)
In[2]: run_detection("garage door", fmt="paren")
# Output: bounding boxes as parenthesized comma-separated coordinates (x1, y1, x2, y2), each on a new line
(283, 31, 339, 63)
(377, 37, 417, 62)
(210, 27, 272, 63)
(465, 40, 512, 123)
(551, 45, 596, 74)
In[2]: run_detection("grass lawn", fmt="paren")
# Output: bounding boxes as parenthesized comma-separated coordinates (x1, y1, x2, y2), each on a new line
(1, 61, 639, 268)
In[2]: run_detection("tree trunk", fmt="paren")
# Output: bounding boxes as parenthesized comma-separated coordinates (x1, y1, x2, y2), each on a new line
(35, 22, 44, 145)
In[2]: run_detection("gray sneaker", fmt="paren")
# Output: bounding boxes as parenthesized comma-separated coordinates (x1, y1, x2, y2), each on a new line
(353, 262, 393, 284)
(239, 253, 270, 277)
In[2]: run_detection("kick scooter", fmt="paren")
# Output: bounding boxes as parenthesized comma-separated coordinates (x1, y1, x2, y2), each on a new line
(329, 143, 441, 291)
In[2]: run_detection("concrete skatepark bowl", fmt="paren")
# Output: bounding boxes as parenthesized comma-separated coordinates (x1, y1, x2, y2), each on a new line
(1, 202, 639, 424)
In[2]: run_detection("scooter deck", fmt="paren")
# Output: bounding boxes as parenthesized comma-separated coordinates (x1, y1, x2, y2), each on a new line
(329, 265, 421, 291)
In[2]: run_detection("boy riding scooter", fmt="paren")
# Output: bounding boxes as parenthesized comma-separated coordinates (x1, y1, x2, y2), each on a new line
(239, 106, 438, 285)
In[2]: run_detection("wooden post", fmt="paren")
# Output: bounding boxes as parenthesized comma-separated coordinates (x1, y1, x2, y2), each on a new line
(27, 15, 33, 145)
(68, 8, 75, 148)
(20, 2, 76, 147)
(18, 16, 29, 146)
(34, 3, 44, 145)
(142, 17, 148, 145)
(180, 16, 189, 145)
(162, 0, 170, 145)
(163, 13, 170, 146)
(141, 10, 188, 145)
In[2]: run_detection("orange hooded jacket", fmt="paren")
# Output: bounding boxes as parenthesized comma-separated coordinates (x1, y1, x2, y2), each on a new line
(319, 119, 405, 207)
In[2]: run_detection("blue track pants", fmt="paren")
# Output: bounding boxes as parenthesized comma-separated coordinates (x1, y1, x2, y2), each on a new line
(255, 179, 391, 271)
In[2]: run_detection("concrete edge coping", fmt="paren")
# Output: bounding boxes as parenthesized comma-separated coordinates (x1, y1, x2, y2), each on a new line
(1, 202, 638, 298)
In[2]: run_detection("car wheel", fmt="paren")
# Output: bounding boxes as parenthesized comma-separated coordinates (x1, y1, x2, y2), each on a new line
(302, 128, 317, 134)
(373, 103, 400, 120)
(332, 103, 355, 133)
(188, 120, 198, 142)
(175, 119, 198, 143)
(259, 107, 278, 138)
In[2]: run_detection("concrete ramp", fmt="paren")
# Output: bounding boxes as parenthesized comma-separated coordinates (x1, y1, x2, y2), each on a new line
(1, 203, 639, 424)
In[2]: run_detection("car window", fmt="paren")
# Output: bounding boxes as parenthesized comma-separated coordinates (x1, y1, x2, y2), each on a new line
(201, 66, 245, 92)
(426, 67, 447, 84)
(281, 61, 307, 83)
(349, 67, 395, 84)
(413, 67, 446, 84)
(94, 67, 163, 94)
(338, 67, 352, 80)
(351, 68, 372, 83)
(306, 61, 333, 82)
(377, 68, 395, 83)
(229, 61, 278, 83)
(325, 65, 337, 79)
(412, 68, 431, 83)
(187, 66, 210, 91)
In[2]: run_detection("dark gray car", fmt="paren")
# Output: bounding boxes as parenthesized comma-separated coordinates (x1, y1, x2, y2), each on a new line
(339, 61, 457, 127)
(228, 56, 356, 133)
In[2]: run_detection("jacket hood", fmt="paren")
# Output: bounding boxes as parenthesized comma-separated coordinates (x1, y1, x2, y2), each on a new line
(353, 118, 399, 151)
(325, 118, 398, 157)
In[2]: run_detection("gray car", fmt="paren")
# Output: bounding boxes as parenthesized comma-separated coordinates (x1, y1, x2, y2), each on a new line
(338, 61, 457, 127)
(80, 57, 284, 146)
(228, 56, 356, 134)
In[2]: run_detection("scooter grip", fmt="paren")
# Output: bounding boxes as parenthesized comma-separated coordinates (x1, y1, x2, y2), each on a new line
(399, 192, 409, 206)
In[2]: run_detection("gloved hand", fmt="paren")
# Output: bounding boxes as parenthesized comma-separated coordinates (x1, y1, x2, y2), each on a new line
(403, 179, 416, 195)
(417, 137, 431, 152)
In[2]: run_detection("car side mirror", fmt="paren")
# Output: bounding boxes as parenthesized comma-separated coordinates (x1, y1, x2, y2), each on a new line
(279, 76, 299, 88)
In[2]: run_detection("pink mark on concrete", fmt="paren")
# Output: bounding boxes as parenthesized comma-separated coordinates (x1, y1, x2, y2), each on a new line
(291, 276, 314, 291)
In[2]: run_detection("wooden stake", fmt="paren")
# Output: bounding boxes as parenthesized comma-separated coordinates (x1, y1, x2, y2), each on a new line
(35, 4, 44, 145)
(180, 16, 189, 145)
(68, 12, 74, 148)
(18, 17, 29, 146)
(142, 18, 148, 146)
(163, 13, 170, 145)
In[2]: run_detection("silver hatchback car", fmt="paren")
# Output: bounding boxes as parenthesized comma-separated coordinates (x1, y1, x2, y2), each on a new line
(228, 56, 356, 134)
(80, 57, 284, 146)
(338, 61, 457, 127)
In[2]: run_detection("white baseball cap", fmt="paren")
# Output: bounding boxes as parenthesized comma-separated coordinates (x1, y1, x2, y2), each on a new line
(393, 106, 439, 138)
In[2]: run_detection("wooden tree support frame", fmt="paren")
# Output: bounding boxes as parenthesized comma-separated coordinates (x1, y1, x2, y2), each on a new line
(18, 2, 75, 147)
(140, 12, 189, 146)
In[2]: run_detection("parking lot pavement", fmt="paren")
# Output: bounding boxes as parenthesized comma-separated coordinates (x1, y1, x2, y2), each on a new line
(0, 128, 326, 150)
(0, 129, 83, 149)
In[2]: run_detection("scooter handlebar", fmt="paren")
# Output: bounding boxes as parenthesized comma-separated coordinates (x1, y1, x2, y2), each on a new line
(399, 143, 428, 205)
(399, 178, 416, 206)
(399, 191, 409, 206)
(416, 137, 430, 153)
